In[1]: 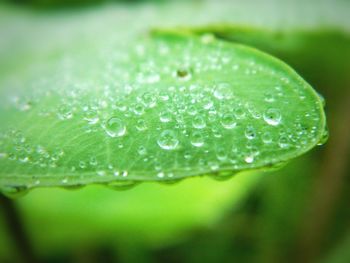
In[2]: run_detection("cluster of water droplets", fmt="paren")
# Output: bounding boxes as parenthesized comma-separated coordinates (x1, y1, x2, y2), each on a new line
(0, 35, 326, 193)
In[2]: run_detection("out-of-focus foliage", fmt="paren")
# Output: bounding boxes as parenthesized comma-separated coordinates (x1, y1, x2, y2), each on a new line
(0, 0, 349, 263)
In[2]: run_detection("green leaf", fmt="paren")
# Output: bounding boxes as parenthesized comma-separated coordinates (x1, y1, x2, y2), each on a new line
(0, 30, 326, 193)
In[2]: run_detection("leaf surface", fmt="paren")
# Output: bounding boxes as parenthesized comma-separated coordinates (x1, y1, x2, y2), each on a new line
(0, 30, 327, 193)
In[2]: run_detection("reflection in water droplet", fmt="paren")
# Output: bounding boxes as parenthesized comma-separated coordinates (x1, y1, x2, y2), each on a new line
(157, 130, 179, 150)
(104, 117, 126, 137)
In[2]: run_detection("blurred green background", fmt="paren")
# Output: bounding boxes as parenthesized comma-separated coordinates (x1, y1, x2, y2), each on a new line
(0, 0, 349, 262)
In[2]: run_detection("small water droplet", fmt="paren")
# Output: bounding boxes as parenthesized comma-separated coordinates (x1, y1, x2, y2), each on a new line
(79, 161, 86, 169)
(244, 155, 254, 164)
(57, 104, 73, 120)
(192, 115, 206, 129)
(220, 113, 236, 129)
(159, 111, 172, 123)
(137, 146, 147, 155)
(136, 119, 147, 131)
(157, 130, 179, 150)
(191, 131, 204, 147)
(104, 117, 126, 137)
(262, 132, 273, 144)
(245, 125, 256, 140)
(89, 157, 97, 166)
(278, 135, 290, 148)
(139, 92, 156, 108)
(234, 107, 246, 119)
(213, 83, 233, 100)
(84, 110, 99, 124)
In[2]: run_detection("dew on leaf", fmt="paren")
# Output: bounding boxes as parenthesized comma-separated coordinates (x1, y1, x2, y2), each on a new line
(192, 115, 206, 129)
(220, 113, 237, 129)
(263, 108, 282, 126)
(104, 117, 126, 137)
(191, 131, 204, 147)
(157, 130, 179, 150)
(245, 125, 256, 140)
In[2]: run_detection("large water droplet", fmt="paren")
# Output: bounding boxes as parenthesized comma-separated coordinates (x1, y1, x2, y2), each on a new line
(157, 130, 179, 150)
(104, 117, 126, 137)
(263, 108, 281, 126)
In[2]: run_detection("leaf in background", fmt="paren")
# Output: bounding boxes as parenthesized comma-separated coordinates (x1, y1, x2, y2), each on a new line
(0, 30, 326, 193)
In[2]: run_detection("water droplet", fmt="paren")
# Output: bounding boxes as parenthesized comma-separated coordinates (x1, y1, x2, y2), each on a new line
(244, 155, 254, 164)
(79, 161, 86, 169)
(139, 92, 156, 108)
(234, 107, 246, 119)
(201, 97, 214, 110)
(184, 151, 192, 159)
(191, 131, 204, 147)
(57, 104, 73, 120)
(262, 132, 272, 144)
(136, 119, 147, 131)
(0, 186, 29, 198)
(157, 130, 179, 150)
(132, 104, 145, 115)
(157, 172, 165, 178)
(84, 110, 99, 124)
(213, 83, 233, 100)
(192, 115, 206, 129)
(264, 92, 275, 102)
(188, 105, 197, 115)
(245, 125, 256, 140)
(216, 147, 227, 161)
(220, 113, 236, 129)
(89, 157, 98, 166)
(278, 135, 290, 148)
(159, 111, 172, 123)
(137, 146, 147, 155)
(263, 108, 281, 126)
(317, 127, 329, 146)
(104, 117, 126, 137)
(97, 170, 106, 176)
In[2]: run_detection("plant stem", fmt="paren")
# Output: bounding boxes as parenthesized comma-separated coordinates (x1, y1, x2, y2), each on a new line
(0, 194, 39, 263)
